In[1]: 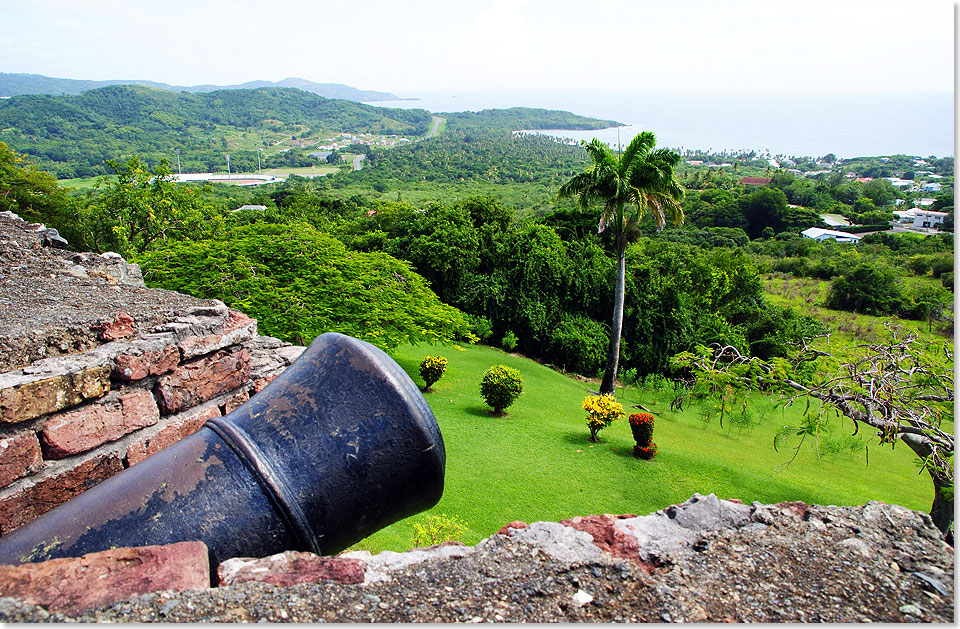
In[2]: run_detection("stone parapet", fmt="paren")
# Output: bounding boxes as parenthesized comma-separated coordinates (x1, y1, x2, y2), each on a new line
(0, 211, 304, 535)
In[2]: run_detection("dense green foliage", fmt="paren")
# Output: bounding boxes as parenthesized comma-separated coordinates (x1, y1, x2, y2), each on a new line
(442, 107, 617, 131)
(137, 223, 473, 348)
(479, 364, 523, 414)
(0, 85, 433, 177)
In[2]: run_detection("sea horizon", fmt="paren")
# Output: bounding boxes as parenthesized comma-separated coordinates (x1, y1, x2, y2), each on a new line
(369, 89, 954, 160)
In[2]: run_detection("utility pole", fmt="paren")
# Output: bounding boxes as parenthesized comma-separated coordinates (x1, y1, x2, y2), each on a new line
(226, 154, 230, 177)
(257, 148, 262, 174)
(176, 149, 181, 176)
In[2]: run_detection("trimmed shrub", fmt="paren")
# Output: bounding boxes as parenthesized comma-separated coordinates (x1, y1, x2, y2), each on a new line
(480, 365, 523, 415)
(419, 355, 448, 391)
(629, 413, 657, 460)
(582, 394, 625, 442)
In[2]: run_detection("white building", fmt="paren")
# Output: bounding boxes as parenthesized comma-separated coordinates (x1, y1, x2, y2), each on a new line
(800, 227, 862, 243)
(921, 182, 942, 192)
(912, 209, 948, 229)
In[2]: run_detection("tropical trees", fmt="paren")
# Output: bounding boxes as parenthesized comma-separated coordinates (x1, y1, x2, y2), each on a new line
(558, 132, 684, 395)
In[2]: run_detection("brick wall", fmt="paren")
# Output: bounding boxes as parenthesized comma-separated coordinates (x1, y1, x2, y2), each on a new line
(0, 303, 303, 535)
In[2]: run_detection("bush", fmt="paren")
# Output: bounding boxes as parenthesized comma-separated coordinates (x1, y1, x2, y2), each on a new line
(419, 356, 448, 391)
(582, 394, 625, 442)
(629, 413, 657, 459)
(826, 263, 905, 316)
(546, 315, 608, 376)
(412, 513, 467, 547)
(501, 330, 518, 352)
(480, 365, 523, 415)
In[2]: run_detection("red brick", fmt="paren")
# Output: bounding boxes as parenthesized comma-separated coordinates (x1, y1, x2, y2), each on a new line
(39, 390, 159, 459)
(217, 551, 364, 587)
(0, 541, 210, 616)
(113, 344, 180, 381)
(497, 521, 528, 536)
(0, 453, 123, 534)
(154, 348, 251, 415)
(222, 388, 249, 414)
(92, 312, 136, 342)
(251, 374, 277, 394)
(126, 405, 219, 465)
(0, 431, 43, 487)
(0, 366, 111, 424)
(179, 310, 257, 359)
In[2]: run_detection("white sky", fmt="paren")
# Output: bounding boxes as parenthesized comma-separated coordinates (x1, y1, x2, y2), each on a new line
(0, 0, 954, 96)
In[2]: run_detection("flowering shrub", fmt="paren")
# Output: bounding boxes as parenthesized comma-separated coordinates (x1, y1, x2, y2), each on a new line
(634, 442, 658, 460)
(629, 413, 657, 459)
(480, 365, 523, 414)
(419, 356, 448, 391)
(582, 394, 625, 442)
(412, 513, 467, 547)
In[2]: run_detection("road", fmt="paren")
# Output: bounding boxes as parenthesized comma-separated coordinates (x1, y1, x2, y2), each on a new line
(426, 115, 444, 138)
(352, 154, 365, 171)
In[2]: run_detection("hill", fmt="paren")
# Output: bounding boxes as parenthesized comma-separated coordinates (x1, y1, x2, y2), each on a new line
(0, 73, 401, 102)
(0, 85, 433, 177)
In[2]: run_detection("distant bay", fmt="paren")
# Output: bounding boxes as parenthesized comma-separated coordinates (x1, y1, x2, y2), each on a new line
(369, 90, 953, 159)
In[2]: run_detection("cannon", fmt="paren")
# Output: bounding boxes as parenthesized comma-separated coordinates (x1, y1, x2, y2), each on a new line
(0, 332, 445, 569)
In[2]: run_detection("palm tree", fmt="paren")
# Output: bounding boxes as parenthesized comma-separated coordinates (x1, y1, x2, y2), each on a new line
(559, 131, 684, 396)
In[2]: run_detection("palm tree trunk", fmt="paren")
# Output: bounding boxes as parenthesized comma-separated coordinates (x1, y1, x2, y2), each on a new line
(599, 244, 626, 396)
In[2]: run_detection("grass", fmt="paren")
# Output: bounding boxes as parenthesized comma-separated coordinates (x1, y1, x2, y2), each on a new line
(349, 342, 932, 554)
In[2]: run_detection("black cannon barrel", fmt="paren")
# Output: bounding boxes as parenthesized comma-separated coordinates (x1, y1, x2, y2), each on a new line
(0, 333, 445, 569)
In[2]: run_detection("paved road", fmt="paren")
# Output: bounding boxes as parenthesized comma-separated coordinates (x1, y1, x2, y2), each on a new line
(352, 154, 365, 171)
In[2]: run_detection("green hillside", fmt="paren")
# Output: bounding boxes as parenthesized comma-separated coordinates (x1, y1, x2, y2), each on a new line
(355, 343, 931, 553)
(0, 85, 433, 177)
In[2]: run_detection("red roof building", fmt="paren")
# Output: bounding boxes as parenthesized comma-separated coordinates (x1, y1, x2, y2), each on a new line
(739, 177, 772, 186)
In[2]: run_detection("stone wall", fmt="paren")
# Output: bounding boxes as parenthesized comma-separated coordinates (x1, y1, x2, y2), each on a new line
(0, 211, 303, 534)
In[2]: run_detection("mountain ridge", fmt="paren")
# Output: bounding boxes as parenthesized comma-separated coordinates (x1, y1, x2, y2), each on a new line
(0, 73, 404, 102)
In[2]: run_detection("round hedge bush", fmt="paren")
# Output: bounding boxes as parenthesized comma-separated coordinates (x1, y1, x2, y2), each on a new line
(419, 356, 448, 391)
(480, 365, 523, 415)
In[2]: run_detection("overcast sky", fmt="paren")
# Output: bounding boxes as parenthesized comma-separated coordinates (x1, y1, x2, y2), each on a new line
(0, 0, 954, 96)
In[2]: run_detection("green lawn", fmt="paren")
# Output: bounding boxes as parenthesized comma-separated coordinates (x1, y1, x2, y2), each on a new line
(351, 342, 932, 553)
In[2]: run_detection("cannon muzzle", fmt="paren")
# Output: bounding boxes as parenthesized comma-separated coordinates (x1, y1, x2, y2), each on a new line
(0, 333, 445, 569)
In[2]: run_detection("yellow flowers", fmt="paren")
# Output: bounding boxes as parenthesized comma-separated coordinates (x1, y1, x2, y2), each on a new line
(582, 394, 625, 442)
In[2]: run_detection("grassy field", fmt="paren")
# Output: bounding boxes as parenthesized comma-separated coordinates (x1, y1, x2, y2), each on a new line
(350, 342, 932, 553)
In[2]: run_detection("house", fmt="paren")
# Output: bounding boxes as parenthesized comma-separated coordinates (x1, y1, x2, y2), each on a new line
(740, 176, 772, 186)
(232, 204, 267, 212)
(921, 182, 942, 192)
(912, 209, 948, 229)
(801, 227, 862, 243)
(917, 198, 937, 207)
(855, 177, 874, 183)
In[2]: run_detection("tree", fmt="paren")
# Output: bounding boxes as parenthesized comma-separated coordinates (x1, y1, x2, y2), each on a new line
(673, 324, 954, 539)
(826, 264, 905, 316)
(558, 132, 684, 396)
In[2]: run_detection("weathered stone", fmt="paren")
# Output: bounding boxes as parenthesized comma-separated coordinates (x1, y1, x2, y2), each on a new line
(126, 405, 219, 465)
(91, 312, 135, 342)
(39, 390, 159, 459)
(179, 309, 257, 360)
(497, 520, 528, 535)
(340, 543, 475, 585)
(0, 453, 123, 534)
(154, 347, 251, 415)
(221, 388, 249, 414)
(0, 431, 43, 487)
(0, 365, 111, 424)
(0, 542, 209, 616)
(217, 551, 364, 587)
(500, 521, 603, 563)
(112, 339, 180, 381)
(560, 514, 640, 563)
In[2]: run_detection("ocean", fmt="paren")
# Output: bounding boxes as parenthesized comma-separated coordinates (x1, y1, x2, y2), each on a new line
(368, 90, 954, 159)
